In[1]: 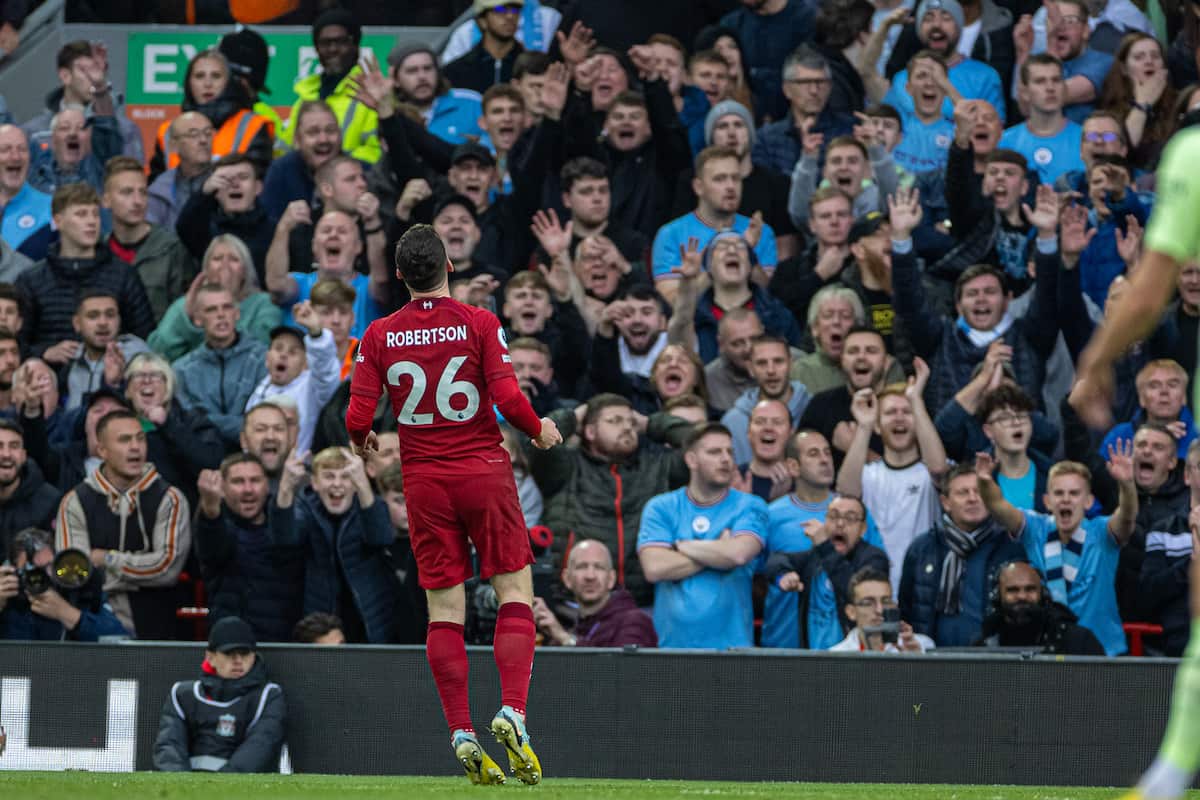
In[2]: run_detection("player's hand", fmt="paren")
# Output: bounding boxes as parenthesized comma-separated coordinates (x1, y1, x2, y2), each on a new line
(352, 430, 379, 459)
(532, 417, 563, 450)
(778, 571, 803, 592)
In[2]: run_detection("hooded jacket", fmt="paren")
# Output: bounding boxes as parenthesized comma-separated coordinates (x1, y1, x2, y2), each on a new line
(56, 463, 191, 639)
(721, 382, 812, 466)
(173, 334, 269, 448)
(175, 191, 272, 286)
(154, 657, 286, 772)
(574, 588, 658, 647)
(16, 243, 157, 359)
(271, 488, 397, 644)
(529, 408, 693, 607)
(105, 225, 197, 323)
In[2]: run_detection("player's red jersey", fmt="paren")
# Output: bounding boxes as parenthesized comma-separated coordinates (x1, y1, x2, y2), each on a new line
(348, 296, 541, 475)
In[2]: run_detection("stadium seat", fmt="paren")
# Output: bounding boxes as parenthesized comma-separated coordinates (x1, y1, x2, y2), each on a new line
(1123, 622, 1164, 657)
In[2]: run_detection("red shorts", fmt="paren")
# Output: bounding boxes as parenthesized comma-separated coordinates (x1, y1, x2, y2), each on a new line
(404, 463, 533, 590)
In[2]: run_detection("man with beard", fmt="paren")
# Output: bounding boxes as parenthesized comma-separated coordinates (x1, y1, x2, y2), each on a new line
(1013, 0, 1113, 124)
(502, 270, 589, 401)
(1103, 360, 1197, 462)
(531, 539, 657, 647)
(28, 107, 122, 196)
(978, 451, 1138, 655)
(262, 101, 343, 221)
(177, 154, 272, 283)
(767, 494, 890, 648)
(17, 183, 155, 361)
(890, 52, 958, 174)
(974, 560, 1104, 652)
(768, 188, 854, 328)
(280, 9, 378, 164)
(733, 399, 795, 503)
(61, 289, 149, 410)
(241, 403, 295, 490)
(57, 409, 191, 639)
(387, 43, 484, 146)
(0, 330, 18, 411)
(444, 0, 527, 94)
(889, 184, 1058, 413)
(194, 454, 305, 643)
(723, 335, 812, 466)
(799, 326, 904, 467)
(0, 420, 62, 559)
(999, 55, 1085, 183)
(637, 422, 767, 648)
(653, 148, 778, 307)
(529, 393, 693, 607)
(899, 461, 1026, 646)
(883, 0, 1005, 124)
(0, 125, 53, 260)
(705, 309, 765, 413)
(675, 231, 802, 364)
(838, 366, 948, 587)
(266, 210, 388, 339)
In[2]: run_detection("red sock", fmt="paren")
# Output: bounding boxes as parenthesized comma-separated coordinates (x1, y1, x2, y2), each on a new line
(426, 621, 473, 733)
(493, 602, 536, 717)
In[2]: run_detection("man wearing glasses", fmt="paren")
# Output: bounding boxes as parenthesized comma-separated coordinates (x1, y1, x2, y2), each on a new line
(977, 384, 1049, 513)
(831, 566, 933, 652)
(444, 1, 527, 95)
(898, 461, 1025, 647)
(765, 495, 889, 649)
(148, 112, 213, 230)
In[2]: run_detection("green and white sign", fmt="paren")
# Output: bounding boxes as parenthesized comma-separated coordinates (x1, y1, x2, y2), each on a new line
(125, 31, 401, 106)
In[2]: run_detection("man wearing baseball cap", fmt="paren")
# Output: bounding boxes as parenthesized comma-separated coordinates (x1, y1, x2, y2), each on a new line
(388, 42, 484, 146)
(280, 9, 380, 163)
(153, 616, 288, 773)
(444, 0, 527, 94)
(882, 0, 1007, 124)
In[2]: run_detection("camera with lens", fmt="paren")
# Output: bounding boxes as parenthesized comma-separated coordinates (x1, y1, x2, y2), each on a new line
(5, 536, 100, 612)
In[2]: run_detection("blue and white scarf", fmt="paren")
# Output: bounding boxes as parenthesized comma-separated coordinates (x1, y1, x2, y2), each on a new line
(1043, 526, 1087, 605)
(955, 310, 1014, 349)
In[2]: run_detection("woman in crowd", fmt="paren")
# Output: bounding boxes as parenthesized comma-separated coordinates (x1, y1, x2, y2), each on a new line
(1099, 33, 1179, 169)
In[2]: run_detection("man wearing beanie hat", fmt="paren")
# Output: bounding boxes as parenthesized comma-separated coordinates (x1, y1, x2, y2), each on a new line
(280, 9, 380, 164)
(882, 0, 1007, 125)
(673, 100, 798, 260)
(153, 615, 287, 773)
(444, 0, 527, 94)
(388, 42, 484, 146)
(219, 28, 283, 140)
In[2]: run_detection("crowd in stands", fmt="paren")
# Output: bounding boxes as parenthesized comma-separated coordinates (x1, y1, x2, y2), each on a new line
(2, 0, 1200, 659)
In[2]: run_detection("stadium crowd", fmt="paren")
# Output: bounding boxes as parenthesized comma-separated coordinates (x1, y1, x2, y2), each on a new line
(1, 0, 1200, 659)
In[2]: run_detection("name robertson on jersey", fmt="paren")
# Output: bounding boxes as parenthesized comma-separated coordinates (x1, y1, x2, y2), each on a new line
(386, 325, 469, 348)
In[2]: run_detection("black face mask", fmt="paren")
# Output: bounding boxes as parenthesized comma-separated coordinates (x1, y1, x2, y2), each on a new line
(1003, 600, 1045, 628)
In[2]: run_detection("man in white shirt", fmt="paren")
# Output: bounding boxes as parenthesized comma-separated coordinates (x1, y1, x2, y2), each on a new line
(831, 566, 934, 651)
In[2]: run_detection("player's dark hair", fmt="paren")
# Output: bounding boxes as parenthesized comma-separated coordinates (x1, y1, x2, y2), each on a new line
(293, 611, 344, 643)
(683, 421, 732, 452)
(395, 224, 448, 293)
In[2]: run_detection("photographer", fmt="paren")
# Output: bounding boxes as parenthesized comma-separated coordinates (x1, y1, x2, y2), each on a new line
(831, 567, 934, 653)
(973, 561, 1105, 655)
(0, 528, 125, 641)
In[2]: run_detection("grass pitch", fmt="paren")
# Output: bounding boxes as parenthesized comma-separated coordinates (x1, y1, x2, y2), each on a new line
(0, 773, 1191, 800)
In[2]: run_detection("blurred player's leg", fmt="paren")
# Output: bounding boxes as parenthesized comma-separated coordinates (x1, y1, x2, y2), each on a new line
(427, 585, 505, 785)
(1124, 558, 1200, 800)
(489, 566, 542, 785)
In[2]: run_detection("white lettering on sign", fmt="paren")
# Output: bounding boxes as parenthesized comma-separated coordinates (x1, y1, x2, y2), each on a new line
(144, 45, 181, 94)
(0, 677, 138, 771)
(298, 46, 320, 79)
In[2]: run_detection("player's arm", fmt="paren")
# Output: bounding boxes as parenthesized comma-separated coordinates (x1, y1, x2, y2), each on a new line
(346, 325, 382, 451)
(480, 314, 561, 448)
(675, 531, 764, 571)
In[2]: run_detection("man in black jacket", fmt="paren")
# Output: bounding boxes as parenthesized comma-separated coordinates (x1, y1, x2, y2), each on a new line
(194, 454, 305, 643)
(974, 560, 1105, 654)
(0, 419, 61, 560)
(16, 183, 155, 362)
(154, 616, 287, 773)
(443, 0, 526, 94)
(176, 154, 272, 283)
(765, 495, 889, 648)
(1141, 441, 1198, 656)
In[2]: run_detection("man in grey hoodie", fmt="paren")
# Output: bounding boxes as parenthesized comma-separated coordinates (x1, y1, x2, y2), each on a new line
(721, 334, 812, 465)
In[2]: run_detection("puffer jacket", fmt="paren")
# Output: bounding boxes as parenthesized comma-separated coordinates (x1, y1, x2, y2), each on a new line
(154, 657, 285, 773)
(529, 408, 692, 606)
(271, 488, 397, 644)
(173, 334, 268, 448)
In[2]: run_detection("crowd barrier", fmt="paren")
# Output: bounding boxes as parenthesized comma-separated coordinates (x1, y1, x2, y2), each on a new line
(0, 642, 1184, 784)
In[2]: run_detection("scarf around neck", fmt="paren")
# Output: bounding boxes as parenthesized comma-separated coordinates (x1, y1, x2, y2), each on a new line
(939, 513, 998, 615)
(956, 310, 1014, 349)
